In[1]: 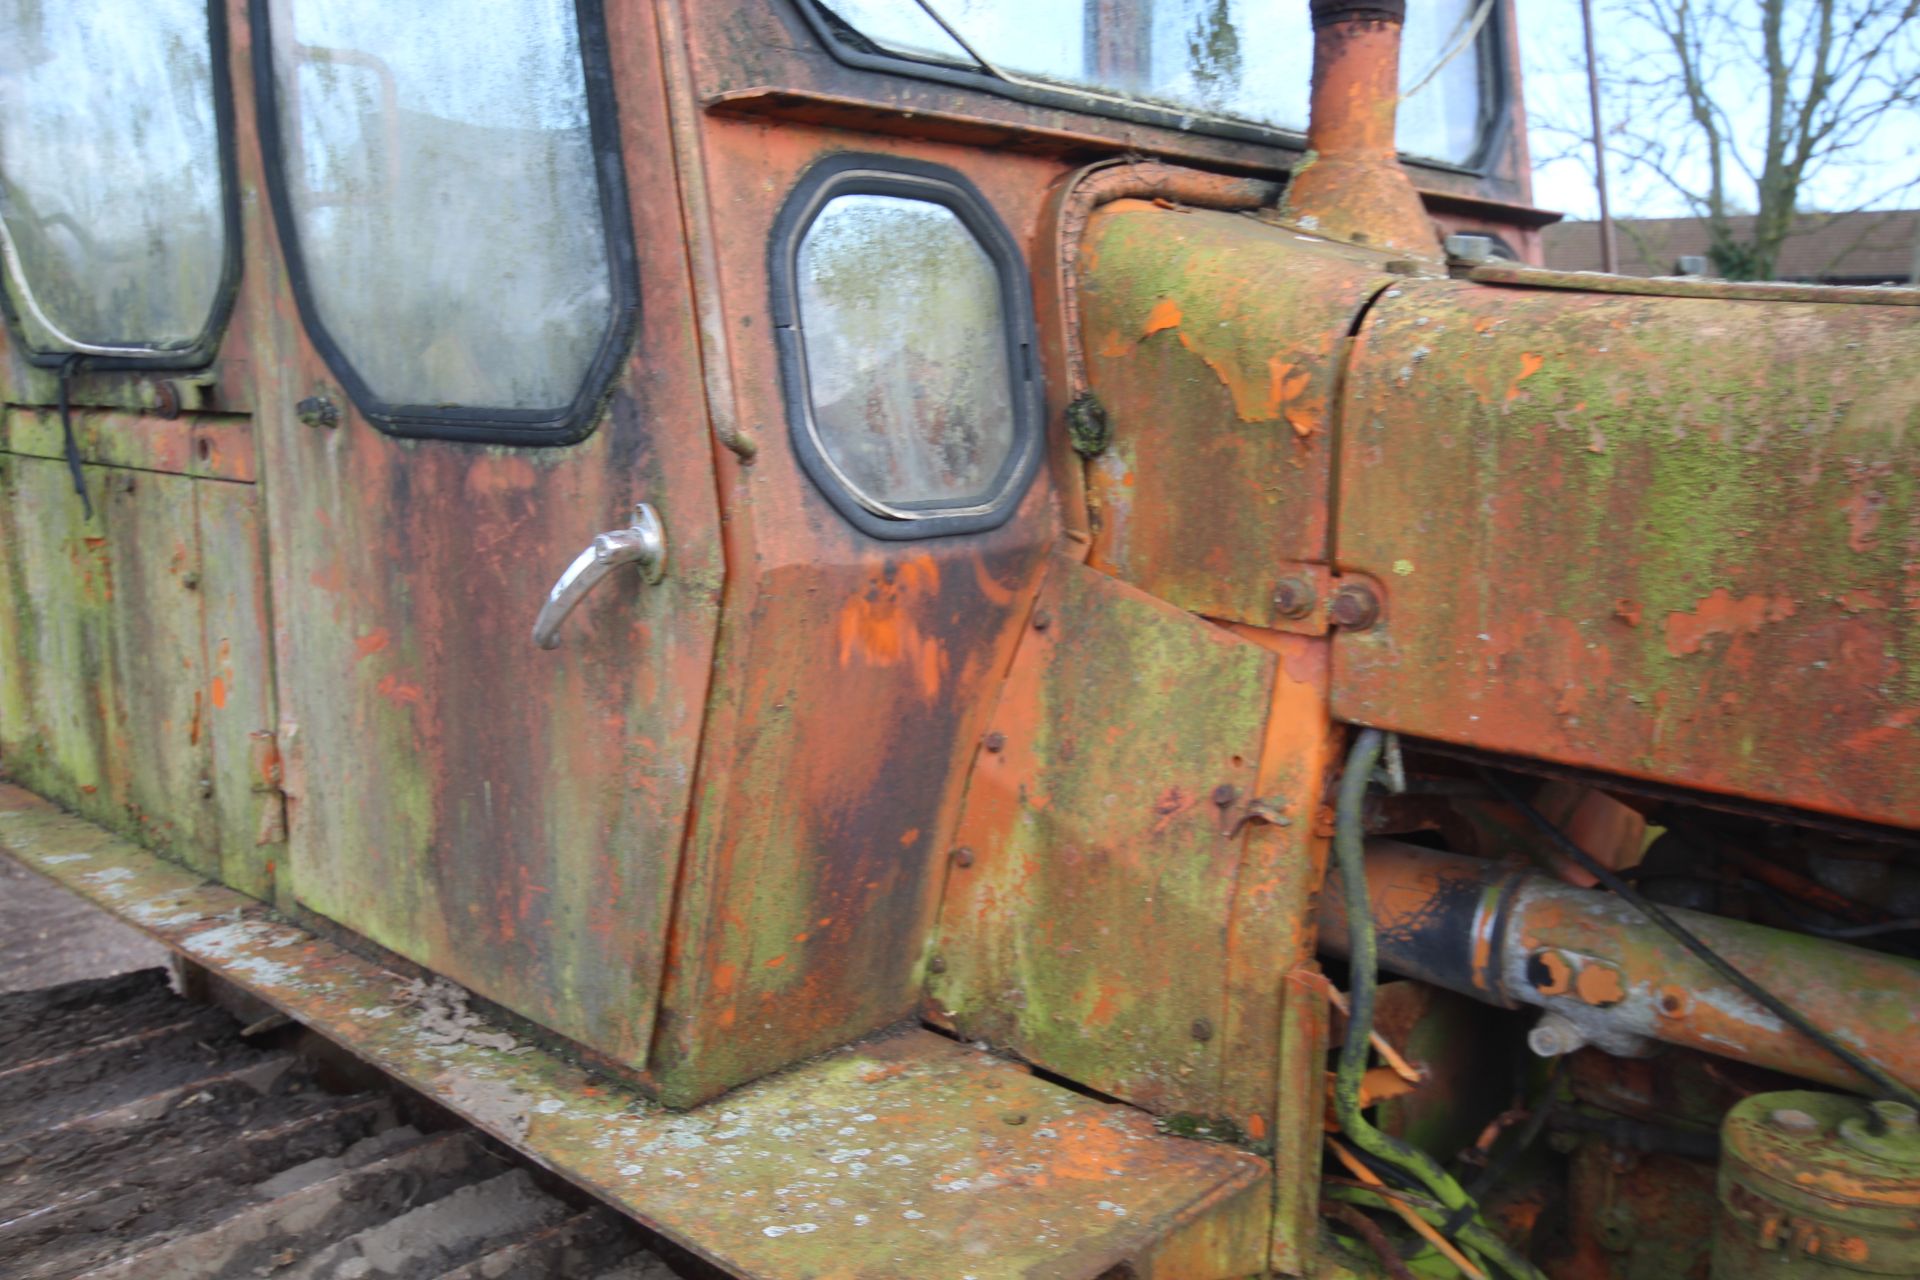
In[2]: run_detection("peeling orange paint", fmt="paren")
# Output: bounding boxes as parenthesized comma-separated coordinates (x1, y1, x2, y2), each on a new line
(1142, 298, 1182, 336)
(1664, 589, 1798, 657)
(1506, 351, 1545, 401)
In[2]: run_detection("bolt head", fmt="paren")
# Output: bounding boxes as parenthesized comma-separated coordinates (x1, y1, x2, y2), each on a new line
(1272, 576, 1317, 620)
(1872, 1100, 1919, 1134)
(982, 731, 1006, 754)
(1190, 1018, 1214, 1042)
(950, 846, 975, 868)
(1328, 583, 1381, 630)
(1211, 784, 1238, 808)
(927, 955, 946, 975)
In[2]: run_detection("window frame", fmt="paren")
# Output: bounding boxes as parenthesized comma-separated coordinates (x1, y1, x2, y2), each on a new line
(249, 0, 639, 446)
(0, 0, 244, 371)
(795, 0, 1511, 176)
(770, 154, 1043, 541)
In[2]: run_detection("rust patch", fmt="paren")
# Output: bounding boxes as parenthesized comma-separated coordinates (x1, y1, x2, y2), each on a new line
(1663, 589, 1798, 657)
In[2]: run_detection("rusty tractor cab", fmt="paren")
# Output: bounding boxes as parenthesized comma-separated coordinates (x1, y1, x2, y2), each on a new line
(2, 1, 1917, 1277)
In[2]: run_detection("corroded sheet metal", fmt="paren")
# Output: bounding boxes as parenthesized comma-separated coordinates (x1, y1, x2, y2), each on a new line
(929, 556, 1276, 1120)
(642, 86, 1059, 1104)
(243, 1, 722, 1074)
(1079, 204, 1396, 626)
(0, 783, 1270, 1280)
(0, 448, 275, 894)
(1334, 280, 1920, 827)
(2, 406, 257, 482)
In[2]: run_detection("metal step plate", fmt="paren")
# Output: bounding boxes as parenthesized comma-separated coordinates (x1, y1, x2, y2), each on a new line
(0, 784, 1270, 1279)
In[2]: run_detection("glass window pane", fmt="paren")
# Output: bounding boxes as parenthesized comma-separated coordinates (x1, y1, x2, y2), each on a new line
(817, 0, 1490, 166)
(0, 0, 228, 355)
(267, 0, 616, 414)
(798, 194, 1016, 509)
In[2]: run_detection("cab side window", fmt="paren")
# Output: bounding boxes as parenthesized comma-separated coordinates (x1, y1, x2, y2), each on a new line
(253, 0, 636, 444)
(0, 0, 237, 366)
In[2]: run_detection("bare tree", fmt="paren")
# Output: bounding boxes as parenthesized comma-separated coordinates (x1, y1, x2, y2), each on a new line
(1572, 1, 1920, 279)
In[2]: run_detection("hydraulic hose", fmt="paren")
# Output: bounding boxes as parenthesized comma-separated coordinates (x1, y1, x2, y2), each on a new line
(1330, 730, 1546, 1280)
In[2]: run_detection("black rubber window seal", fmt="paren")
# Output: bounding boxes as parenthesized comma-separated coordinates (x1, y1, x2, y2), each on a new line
(248, 0, 639, 447)
(768, 153, 1044, 542)
(0, 1, 243, 373)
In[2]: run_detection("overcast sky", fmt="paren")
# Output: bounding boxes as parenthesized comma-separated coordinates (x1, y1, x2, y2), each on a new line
(1516, 0, 1920, 221)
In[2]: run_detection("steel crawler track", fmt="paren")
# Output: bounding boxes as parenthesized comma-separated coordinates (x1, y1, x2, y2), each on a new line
(0, 971, 684, 1279)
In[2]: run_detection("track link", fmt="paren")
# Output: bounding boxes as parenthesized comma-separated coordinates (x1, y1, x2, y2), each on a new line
(0, 970, 682, 1279)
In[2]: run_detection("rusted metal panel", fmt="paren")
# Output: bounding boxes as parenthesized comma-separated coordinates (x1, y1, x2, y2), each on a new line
(0, 458, 120, 814)
(1079, 204, 1397, 626)
(1333, 280, 1920, 828)
(0, 782, 1272, 1280)
(238, 0, 724, 1073)
(100, 463, 221, 873)
(929, 556, 1275, 1119)
(0, 455, 227, 873)
(639, 51, 1061, 1101)
(195, 480, 280, 899)
(1, 407, 256, 482)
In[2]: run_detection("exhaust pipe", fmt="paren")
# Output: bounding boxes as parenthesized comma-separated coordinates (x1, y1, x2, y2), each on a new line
(1317, 840, 1920, 1095)
(1279, 0, 1441, 258)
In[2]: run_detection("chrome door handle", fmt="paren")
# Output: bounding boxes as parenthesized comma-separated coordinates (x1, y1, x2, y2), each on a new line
(532, 504, 667, 650)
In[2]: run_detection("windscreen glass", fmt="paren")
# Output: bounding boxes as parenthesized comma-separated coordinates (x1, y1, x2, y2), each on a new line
(797, 193, 1016, 510)
(0, 0, 229, 356)
(265, 0, 617, 415)
(816, 0, 1493, 166)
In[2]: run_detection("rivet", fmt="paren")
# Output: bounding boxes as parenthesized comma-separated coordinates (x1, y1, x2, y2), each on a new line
(983, 731, 1006, 754)
(927, 955, 946, 975)
(1328, 583, 1382, 630)
(196, 777, 214, 799)
(1272, 576, 1317, 620)
(951, 846, 975, 868)
(1032, 609, 1052, 631)
(1190, 1018, 1214, 1042)
(1211, 784, 1238, 808)
(181, 571, 201, 591)
(1001, 1111, 1027, 1126)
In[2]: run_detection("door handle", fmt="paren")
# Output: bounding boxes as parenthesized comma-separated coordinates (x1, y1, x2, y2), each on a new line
(532, 504, 667, 650)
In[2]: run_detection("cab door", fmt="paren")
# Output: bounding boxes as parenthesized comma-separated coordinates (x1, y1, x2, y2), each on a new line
(244, 0, 719, 1066)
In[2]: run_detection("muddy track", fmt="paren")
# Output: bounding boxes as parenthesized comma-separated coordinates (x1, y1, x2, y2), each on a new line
(0, 969, 688, 1279)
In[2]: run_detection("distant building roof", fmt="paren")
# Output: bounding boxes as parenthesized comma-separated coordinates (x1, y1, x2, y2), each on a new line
(1543, 209, 1919, 284)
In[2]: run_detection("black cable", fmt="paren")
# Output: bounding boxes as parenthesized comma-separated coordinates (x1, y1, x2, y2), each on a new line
(57, 353, 93, 521)
(1440, 1057, 1567, 1240)
(1338, 732, 1547, 1280)
(1480, 769, 1920, 1110)
(1742, 877, 1920, 940)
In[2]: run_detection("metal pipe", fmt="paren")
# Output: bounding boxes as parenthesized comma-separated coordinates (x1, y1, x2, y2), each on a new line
(1317, 840, 1920, 1095)
(1278, 0, 1441, 258)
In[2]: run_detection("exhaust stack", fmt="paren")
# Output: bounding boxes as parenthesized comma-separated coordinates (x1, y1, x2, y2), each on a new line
(1279, 0, 1442, 257)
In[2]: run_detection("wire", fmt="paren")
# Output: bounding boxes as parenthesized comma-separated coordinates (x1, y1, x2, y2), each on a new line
(1334, 729, 1547, 1280)
(1480, 769, 1920, 1110)
(1401, 0, 1496, 101)
(1743, 878, 1920, 941)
